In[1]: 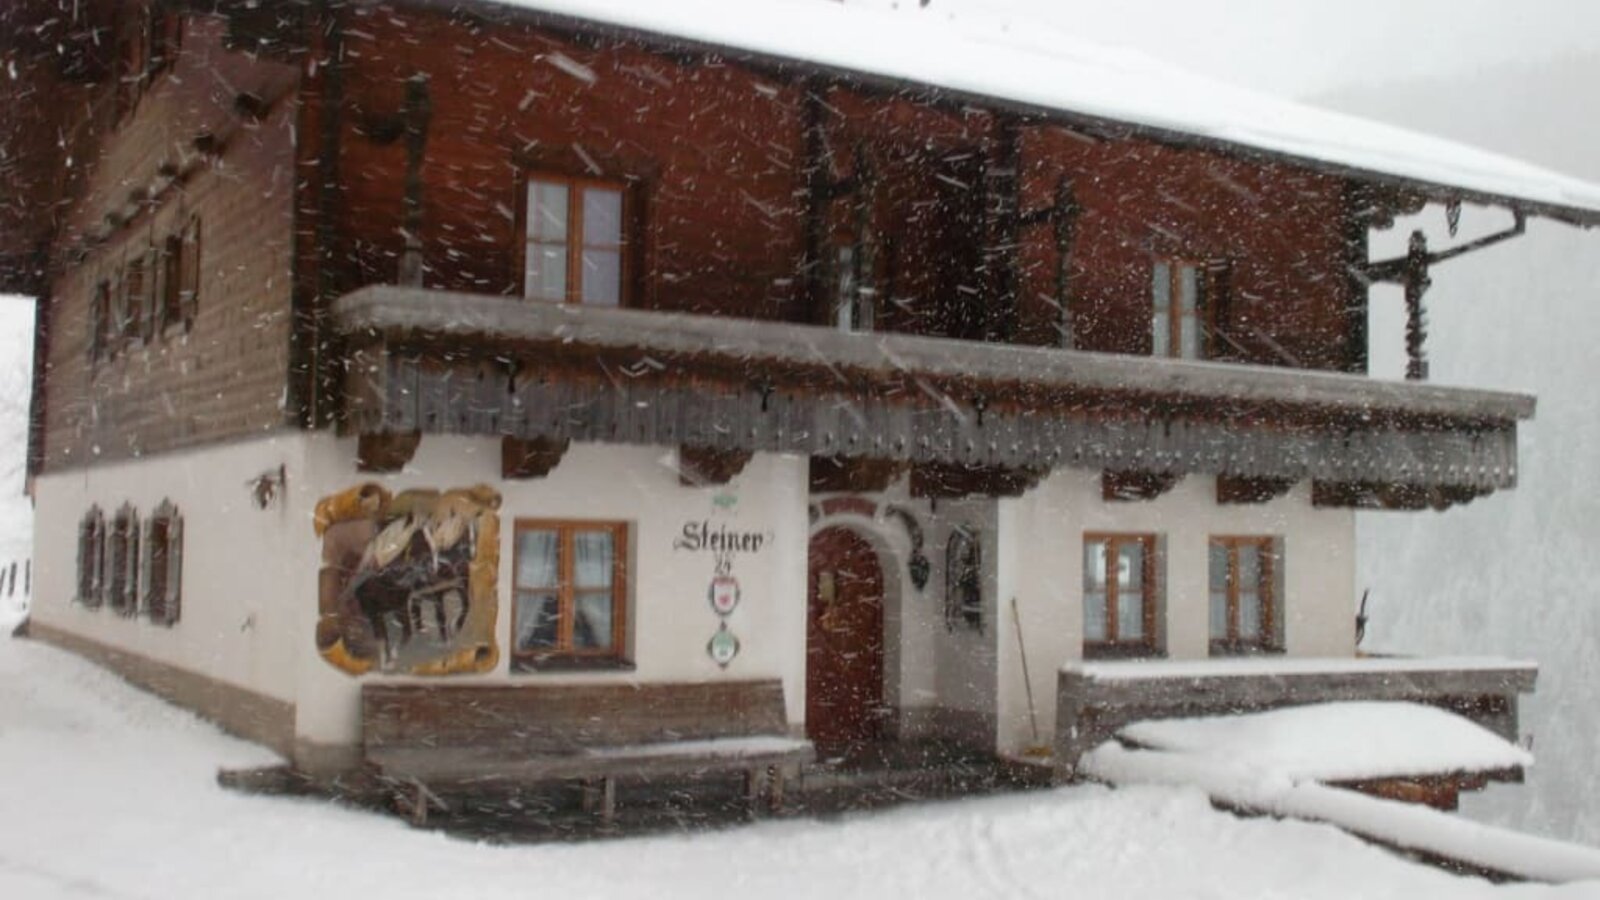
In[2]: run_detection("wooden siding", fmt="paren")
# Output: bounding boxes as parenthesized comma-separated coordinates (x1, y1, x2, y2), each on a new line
(12, 2, 1489, 476)
(35, 16, 300, 472)
(315, 3, 1364, 380)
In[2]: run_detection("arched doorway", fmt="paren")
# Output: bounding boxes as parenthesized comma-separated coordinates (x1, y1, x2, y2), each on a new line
(806, 526, 886, 750)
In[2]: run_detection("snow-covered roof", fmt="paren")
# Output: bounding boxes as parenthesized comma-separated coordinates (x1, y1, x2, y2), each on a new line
(482, 0, 1600, 225)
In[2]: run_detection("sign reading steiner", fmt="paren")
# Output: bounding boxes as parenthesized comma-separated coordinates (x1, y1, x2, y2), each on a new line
(672, 520, 772, 556)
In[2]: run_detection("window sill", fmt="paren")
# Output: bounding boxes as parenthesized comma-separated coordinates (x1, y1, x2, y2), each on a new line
(1082, 642, 1164, 661)
(1208, 641, 1285, 658)
(511, 654, 635, 674)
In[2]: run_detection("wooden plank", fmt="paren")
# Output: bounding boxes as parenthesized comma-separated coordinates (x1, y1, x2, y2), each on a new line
(362, 679, 792, 754)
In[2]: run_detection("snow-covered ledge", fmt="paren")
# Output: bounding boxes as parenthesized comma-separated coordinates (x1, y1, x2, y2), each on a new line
(1055, 656, 1536, 772)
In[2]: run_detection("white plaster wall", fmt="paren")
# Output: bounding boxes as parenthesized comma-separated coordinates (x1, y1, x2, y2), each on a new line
(996, 472, 1356, 755)
(31, 435, 310, 704)
(293, 436, 809, 749)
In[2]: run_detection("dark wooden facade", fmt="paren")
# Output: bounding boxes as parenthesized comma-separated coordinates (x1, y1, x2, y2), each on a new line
(0, 1, 1542, 505)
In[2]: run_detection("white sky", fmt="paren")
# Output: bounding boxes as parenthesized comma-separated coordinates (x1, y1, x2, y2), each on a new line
(847, 0, 1600, 96)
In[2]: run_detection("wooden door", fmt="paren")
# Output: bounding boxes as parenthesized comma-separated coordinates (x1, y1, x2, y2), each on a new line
(806, 527, 886, 749)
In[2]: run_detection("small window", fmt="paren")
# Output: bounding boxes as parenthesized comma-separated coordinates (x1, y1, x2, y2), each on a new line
(76, 507, 106, 607)
(160, 234, 184, 329)
(512, 520, 628, 670)
(945, 526, 982, 632)
(523, 176, 627, 306)
(1083, 533, 1159, 658)
(107, 504, 140, 616)
(1209, 536, 1282, 655)
(89, 280, 112, 362)
(1152, 260, 1201, 359)
(833, 244, 873, 333)
(120, 252, 149, 346)
(142, 500, 184, 626)
(178, 217, 201, 327)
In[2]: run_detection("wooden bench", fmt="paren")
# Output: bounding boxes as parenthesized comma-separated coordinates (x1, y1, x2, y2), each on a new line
(361, 679, 813, 824)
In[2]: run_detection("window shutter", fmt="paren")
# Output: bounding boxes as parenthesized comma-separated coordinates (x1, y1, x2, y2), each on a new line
(141, 245, 160, 342)
(1202, 259, 1233, 360)
(123, 509, 141, 616)
(1151, 533, 1168, 655)
(139, 516, 155, 616)
(180, 217, 200, 328)
(87, 282, 105, 362)
(164, 512, 183, 626)
(76, 517, 92, 603)
(94, 514, 109, 608)
(1270, 536, 1286, 651)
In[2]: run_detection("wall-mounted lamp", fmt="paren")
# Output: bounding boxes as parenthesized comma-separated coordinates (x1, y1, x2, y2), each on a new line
(248, 465, 287, 510)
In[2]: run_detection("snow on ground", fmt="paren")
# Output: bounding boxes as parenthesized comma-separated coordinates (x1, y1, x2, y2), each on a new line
(1084, 741, 1600, 886)
(1118, 702, 1533, 783)
(0, 632, 1589, 900)
(0, 297, 32, 571)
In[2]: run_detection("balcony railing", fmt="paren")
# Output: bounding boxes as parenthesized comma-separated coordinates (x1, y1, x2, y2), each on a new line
(333, 286, 1532, 501)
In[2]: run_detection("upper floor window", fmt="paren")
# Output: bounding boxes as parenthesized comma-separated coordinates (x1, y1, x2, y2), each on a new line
(833, 244, 874, 333)
(1083, 533, 1160, 658)
(159, 217, 201, 333)
(512, 520, 629, 670)
(1152, 260, 1201, 359)
(523, 175, 627, 306)
(1209, 536, 1282, 655)
(1152, 259, 1234, 361)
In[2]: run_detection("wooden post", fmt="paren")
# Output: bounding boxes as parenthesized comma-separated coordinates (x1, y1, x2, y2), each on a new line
(1052, 177, 1079, 348)
(852, 144, 877, 332)
(986, 115, 1022, 342)
(399, 73, 430, 288)
(801, 86, 832, 325)
(1404, 229, 1432, 381)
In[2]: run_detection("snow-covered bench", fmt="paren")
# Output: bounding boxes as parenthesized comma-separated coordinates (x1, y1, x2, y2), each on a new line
(361, 679, 813, 824)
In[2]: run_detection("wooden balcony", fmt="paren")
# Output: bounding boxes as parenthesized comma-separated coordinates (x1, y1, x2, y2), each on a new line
(332, 286, 1532, 505)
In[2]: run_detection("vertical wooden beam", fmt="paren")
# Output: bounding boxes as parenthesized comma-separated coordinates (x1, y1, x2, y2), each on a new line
(289, 0, 347, 431)
(1342, 183, 1372, 374)
(1404, 229, 1431, 381)
(1052, 177, 1079, 348)
(800, 84, 831, 325)
(852, 142, 877, 331)
(398, 73, 431, 287)
(25, 290, 48, 482)
(986, 115, 1022, 342)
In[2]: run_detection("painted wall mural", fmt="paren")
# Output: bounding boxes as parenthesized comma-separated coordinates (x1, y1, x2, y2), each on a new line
(314, 483, 501, 676)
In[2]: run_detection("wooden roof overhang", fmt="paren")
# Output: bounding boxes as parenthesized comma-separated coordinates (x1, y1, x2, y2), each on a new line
(333, 286, 1532, 502)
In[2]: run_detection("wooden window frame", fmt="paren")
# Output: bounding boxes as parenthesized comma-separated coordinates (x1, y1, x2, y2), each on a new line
(511, 519, 630, 671)
(1152, 259, 1204, 360)
(518, 173, 632, 306)
(77, 507, 106, 607)
(178, 216, 201, 329)
(1083, 532, 1159, 659)
(1208, 535, 1281, 655)
(89, 279, 112, 363)
(944, 525, 983, 632)
(142, 500, 183, 627)
(107, 504, 140, 617)
(119, 250, 151, 348)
